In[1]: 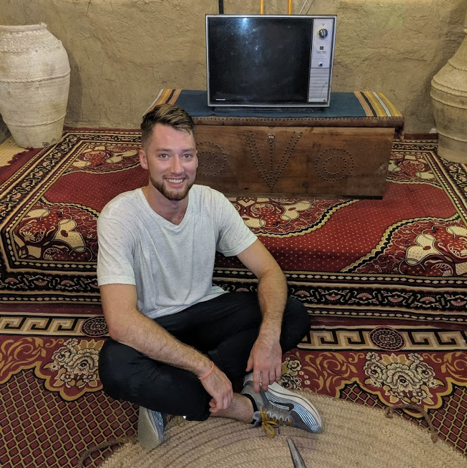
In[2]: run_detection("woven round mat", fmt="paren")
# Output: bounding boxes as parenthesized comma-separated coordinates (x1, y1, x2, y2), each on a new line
(100, 392, 466, 468)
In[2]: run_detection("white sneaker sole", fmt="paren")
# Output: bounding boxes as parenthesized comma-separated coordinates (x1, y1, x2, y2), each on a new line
(138, 407, 164, 450)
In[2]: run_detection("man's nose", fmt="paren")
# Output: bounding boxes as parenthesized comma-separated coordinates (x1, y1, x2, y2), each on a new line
(170, 156, 182, 173)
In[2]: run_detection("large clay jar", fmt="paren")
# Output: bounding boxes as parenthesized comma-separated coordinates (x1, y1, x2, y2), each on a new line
(431, 13, 467, 163)
(0, 23, 70, 148)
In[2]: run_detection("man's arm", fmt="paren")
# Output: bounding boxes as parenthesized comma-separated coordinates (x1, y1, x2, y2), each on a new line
(100, 283, 233, 413)
(236, 239, 288, 392)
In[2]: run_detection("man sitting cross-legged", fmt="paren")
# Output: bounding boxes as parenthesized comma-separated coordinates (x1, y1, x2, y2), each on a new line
(97, 103, 323, 449)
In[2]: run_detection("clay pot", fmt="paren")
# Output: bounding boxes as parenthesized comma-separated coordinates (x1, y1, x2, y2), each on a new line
(0, 23, 70, 148)
(431, 13, 467, 163)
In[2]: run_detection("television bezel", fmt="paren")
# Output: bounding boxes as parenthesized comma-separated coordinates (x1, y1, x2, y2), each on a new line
(205, 14, 337, 109)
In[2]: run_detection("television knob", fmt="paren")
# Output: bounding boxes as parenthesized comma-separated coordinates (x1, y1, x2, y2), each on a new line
(318, 28, 328, 39)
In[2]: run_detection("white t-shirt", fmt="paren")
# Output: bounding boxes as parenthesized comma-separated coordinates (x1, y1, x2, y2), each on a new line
(97, 185, 257, 319)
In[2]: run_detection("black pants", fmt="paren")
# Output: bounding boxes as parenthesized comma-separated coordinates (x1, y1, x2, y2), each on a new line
(98, 292, 309, 421)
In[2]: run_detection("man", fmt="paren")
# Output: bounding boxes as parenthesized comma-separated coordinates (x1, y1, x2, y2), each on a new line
(97, 103, 323, 449)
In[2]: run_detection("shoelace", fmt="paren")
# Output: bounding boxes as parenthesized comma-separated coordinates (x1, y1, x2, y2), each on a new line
(259, 406, 293, 438)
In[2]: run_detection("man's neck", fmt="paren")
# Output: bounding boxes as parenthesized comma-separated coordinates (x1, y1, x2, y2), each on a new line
(142, 185, 189, 226)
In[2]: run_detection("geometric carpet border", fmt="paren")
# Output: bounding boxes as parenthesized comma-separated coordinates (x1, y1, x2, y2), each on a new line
(301, 325, 467, 351)
(215, 269, 467, 326)
(0, 313, 107, 337)
(2, 315, 467, 350)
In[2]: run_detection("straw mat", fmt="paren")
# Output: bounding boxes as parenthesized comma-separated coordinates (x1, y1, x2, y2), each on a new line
(0, 136, 23, 167)
(99, 392, 466, 468)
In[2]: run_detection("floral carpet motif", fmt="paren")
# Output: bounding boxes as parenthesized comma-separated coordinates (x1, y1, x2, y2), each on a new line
(344, 219, 467, 277)
(0, 335, 104, 401)
(363, 352, 444, 406)
(233, 197, 356, 235)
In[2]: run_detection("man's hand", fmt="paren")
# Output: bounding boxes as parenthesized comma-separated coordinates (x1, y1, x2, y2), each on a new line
(246, 335, 282, 393)
(199, 365, 234, 413)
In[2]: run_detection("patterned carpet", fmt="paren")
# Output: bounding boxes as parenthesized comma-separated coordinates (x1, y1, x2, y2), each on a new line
(0, 133, 466, 467)
(282, 325, 467, 454)
(1, 318, 466, 467)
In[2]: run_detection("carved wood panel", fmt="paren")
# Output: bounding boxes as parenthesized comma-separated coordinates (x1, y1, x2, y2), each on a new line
(195, 126, 395, 198)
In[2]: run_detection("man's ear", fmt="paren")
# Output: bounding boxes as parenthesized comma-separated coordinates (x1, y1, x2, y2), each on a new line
(139, 148, 148, 170)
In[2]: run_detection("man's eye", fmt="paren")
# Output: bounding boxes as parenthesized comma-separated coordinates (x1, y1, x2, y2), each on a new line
(158, 154, 169, 159)
(183, 154, 194, 159)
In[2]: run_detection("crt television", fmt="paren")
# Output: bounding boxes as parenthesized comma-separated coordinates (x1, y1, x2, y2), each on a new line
(205, 14, 337, 108)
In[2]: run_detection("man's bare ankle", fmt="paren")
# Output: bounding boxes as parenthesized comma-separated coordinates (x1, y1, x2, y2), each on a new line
(211, 393, 254, 423)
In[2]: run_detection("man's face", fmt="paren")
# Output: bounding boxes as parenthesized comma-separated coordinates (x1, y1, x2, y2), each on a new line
(140, 124, 198, 201)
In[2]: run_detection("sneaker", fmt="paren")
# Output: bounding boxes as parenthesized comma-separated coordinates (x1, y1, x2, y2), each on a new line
(241, 374, 323, 436)
(138, 407, 165, 450)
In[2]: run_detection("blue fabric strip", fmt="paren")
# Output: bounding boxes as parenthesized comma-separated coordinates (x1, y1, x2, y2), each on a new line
(172, 90, 369, 118)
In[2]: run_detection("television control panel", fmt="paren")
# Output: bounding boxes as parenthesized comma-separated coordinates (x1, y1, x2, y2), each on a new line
(308, 17, 336, 104)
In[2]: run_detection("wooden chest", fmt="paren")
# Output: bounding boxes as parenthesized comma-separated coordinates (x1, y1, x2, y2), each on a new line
(150, 90, 405, 198)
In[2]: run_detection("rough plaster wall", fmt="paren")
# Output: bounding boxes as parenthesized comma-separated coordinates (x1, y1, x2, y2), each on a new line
(0, 0, 465, 133)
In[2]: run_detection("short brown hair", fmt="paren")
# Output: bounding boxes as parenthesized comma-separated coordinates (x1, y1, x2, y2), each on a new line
(141, 104, 195, 146)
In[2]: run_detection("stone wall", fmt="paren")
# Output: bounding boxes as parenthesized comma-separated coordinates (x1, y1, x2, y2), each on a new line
(1, 0, 465, 133)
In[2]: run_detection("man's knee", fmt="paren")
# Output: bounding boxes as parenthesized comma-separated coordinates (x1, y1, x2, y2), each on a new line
(99, 339, 212, 420)
(288, 296, 310, 333)
(98, 338, 141, 400)
(281, 297, 310, 350)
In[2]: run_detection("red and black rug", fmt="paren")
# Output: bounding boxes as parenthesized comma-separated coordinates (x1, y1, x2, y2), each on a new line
(1, 133, 466, 326)
(1, 133, 466, 467)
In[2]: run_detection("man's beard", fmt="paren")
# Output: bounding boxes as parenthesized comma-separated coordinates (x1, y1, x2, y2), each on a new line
(149, 175, 194, 201)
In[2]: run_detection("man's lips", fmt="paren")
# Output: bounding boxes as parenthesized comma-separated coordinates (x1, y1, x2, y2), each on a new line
(165, 178, 184, 185)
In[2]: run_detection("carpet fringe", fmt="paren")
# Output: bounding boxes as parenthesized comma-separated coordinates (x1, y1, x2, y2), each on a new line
(384, 403, 438, 443)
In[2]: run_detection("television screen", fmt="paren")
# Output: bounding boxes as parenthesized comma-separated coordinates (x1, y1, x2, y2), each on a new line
(206, 15, 336, 108)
